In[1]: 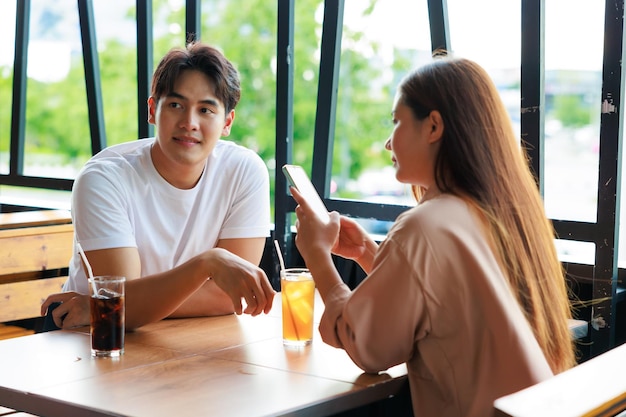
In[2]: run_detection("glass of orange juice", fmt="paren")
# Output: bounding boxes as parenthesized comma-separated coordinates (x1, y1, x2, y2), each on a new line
(281, 268, 315, 347)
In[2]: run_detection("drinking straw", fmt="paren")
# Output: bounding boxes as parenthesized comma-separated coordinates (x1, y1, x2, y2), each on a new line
(274, 240, 300, 341)
(77, 242, 97, 296)
(274, 239, 286, 272)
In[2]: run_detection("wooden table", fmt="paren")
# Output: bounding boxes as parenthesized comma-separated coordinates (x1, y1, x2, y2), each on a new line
(0, 292, 408, 417)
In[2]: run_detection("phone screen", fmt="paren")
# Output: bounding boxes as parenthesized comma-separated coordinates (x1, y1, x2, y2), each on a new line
(282, 164, 330, 223)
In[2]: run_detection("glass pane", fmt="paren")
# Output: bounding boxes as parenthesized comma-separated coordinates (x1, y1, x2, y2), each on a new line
(199, 0, 277, 159)
(544, 0, 603, 223)
(200, 0, 278, 214)
(93, 0, 138, 147)
(23, 0, 90, 179)
(291, 0, 323, 171)
(332, 0, 432, 207)
(0, 1, 17, 175)
(448, 0, 521, 134)
(153, 0, 186, 69)
(556, 239, 595, 265)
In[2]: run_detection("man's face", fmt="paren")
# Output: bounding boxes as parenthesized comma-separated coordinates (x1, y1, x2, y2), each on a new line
(148, 69, 234, 188)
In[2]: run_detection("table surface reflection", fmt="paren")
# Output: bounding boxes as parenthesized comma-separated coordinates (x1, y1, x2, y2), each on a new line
(0, 292, 407, 417)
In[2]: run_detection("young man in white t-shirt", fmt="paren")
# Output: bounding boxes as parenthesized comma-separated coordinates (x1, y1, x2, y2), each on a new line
(41, 42, 275, 330)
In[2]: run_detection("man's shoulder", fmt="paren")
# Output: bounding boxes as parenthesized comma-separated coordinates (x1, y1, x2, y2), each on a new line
(213, 140, 265, 170)
(79, 138, 153, 179)
(214, 139, 259, 158)
(92, 138, 153, 160)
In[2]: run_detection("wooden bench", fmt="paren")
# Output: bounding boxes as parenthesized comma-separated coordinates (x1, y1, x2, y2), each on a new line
(0, 217, 73, 340)
(494, 341, 626, 416)
(0, 211, 72, 414)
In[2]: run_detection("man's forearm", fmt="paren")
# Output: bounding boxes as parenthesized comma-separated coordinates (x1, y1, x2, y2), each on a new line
(124, 256, 211, 330)
(169, 279, 235, 318)
(123, 245, 272, 329)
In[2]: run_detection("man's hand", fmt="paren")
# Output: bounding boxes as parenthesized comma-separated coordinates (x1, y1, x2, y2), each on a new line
(206, 248, 275, 316)
(41, 292, 90, 329)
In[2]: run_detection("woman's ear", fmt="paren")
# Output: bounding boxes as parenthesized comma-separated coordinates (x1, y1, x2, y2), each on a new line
(428, 110, 444, 143)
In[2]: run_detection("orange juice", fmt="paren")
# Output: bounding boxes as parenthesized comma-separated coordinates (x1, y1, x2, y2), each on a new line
(281, 269, 315, 346)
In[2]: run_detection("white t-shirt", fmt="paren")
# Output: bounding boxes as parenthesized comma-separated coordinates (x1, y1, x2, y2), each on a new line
(64, 138, 270, 294)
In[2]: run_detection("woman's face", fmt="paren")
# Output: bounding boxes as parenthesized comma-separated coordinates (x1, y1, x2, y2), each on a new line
(385, 93, 441, 189)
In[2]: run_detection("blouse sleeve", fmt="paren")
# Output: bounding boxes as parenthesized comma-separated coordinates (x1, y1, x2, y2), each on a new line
(319, 235, 430, 374)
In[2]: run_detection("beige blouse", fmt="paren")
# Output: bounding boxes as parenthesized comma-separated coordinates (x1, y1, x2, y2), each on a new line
(319, 193, 553, 417)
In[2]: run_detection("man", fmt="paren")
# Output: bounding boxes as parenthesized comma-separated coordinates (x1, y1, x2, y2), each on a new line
(41, 42, 275, 330)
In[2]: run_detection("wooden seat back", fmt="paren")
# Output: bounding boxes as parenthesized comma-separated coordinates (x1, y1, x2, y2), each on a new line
(0, 222, 73, 324)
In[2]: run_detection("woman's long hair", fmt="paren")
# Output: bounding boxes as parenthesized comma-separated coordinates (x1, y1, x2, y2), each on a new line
(399, 55, 576, 373)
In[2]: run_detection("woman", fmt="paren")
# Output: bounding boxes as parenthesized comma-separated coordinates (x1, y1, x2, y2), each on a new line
(290, 55, 576, 417)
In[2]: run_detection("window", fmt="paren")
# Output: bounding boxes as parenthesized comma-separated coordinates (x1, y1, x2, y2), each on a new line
(333, 0, 432, 207)
(23, 0, 90, 180)
(1, 0, 624, 354)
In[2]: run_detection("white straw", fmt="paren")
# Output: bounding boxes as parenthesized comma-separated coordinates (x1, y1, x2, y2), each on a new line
(77, 242, 97, 295)
(273, 239, 286, 273)
(274, 239, 301, 339)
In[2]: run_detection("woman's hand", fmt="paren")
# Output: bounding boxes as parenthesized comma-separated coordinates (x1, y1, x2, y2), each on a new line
(291, 186, 340, 261)
(292, 186, 379, 273)
(332, 216, 372, 260)
(291, 186, 345, 297)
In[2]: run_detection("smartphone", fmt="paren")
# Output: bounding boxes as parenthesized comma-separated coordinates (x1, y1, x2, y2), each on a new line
(282, 164, 330, 224)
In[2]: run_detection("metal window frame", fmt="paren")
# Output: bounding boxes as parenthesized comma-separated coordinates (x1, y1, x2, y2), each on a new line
(273, 0, 296, 285)
(275, 0, 626, 355)
(137, 0, 154, 140)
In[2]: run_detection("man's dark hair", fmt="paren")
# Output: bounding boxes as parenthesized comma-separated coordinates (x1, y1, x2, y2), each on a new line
(151, 42, 241, 113)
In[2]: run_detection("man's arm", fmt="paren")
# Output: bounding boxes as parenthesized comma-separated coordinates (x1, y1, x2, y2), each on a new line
(168, 237, 267, 318)
(42, 238, 273, 330)
(79, 246, 212, 329)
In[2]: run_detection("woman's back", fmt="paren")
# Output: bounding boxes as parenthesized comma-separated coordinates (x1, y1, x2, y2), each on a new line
(319, 192, 553, 417)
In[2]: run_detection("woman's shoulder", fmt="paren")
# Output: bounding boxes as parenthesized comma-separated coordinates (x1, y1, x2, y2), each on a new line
(395, 193, 472, 230)
(385, 193, 498, 284)
(385, 193, 490, 259)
